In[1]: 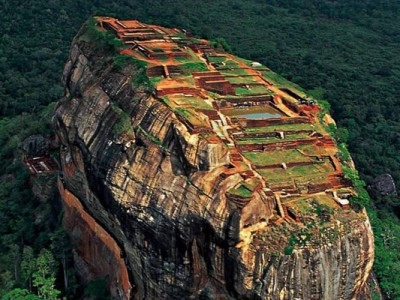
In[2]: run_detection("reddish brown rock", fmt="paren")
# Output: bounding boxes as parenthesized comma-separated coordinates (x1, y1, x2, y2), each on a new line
(59, 180, 131, 298)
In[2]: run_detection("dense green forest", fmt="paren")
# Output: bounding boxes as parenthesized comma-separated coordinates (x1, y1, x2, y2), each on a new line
(0, 0, 399, 298)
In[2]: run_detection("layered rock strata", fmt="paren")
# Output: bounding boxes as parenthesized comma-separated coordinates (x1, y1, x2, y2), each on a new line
(53, 19, 374, 299)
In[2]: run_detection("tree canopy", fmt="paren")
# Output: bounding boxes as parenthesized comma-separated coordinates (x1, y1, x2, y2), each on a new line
(0, 0, 399, 298)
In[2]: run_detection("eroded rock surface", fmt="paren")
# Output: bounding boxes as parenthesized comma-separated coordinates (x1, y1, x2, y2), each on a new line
(53, 20, 374, 299)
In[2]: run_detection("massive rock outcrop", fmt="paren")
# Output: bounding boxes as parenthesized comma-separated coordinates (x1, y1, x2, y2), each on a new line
(53, 19, 374, 299)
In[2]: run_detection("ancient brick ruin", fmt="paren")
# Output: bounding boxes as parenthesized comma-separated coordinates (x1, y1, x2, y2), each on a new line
(23, 155, 59, 175)
(97, 16, 354, 231)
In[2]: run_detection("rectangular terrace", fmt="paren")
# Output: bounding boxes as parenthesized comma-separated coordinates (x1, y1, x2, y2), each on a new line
(221, 106, 283, 120)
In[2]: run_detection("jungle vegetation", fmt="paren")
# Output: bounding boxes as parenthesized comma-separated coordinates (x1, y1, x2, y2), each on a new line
(0, 0, 399, 298)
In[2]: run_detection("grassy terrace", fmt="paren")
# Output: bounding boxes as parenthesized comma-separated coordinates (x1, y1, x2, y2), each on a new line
(294, 174, 333, 185)
(181, 62, 209, 73)
(149, 76, 165, 84)
(224, 60, 241, 68)
(228, 184, 252, 198)
(243, 150, 312, 165)
(298, 144, 330, 156)
(207, 55, 240, 68)
(283, 194, 337, 212)
(174, 48, 202, 63)
(258, 162, 333, 181)
(243, 178, 261, 191)
(207, 55, 226, 63)
(222, 106, 282, 118)
(236, 132, 312, 144)
(236, 137, 275, 145)
(207, 55, 242, 67)
(244, 123, 316, 133)
(111, 22, 336, 211)
(168, 95, 213, 110)
(283, 197, 312, 212)
(226, 76, 260, 84)
(173, 107, 207, 126)
(235, 85, 271, 95)
(219, 68, 250, 76)
(126, 27, 334, 199)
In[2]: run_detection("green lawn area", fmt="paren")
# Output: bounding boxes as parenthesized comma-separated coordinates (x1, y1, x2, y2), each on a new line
(174, 107, 206, 126)
(258, 164, 322, 181)
(207, 55, 227, 63)
(160, 96, 172, 106)
(220, 68, 250, 76)
(294, 175, 331, 185)
(231, 56, 269, 70)
(227, 184, 252, 198)
(224, 59, 241, 68)
(314, 159, 336, 173)
(289, 165, 321, 176)
(242, 178, 261, 191)
(258, 168, 287, 180)
(254, 157, 335, 182)
(235, 85, 271, 95)
(149, 76, 165, 84)
(182, 108, 210, 127)
(283, 197, 313, 213)
(174, 48, 203, 63)
(181, 62, 209, 74)
(236, 137, 277, 144)
(226, 76, 259, 84)
(170, 33, 187, 40)
(208, 56, 241, 67)
(174, 57, 193, 63)
(244, 123, 315, 133)
(174, 107, 193, 118)
(312, 194, 337, 209)
(236, 132, 312, 144)
(171, 95, 213, 110)
(243, 150, 311, 165)
(284, 132, 313, 140)
(298, 145, 329, 156)
(283, 194, 337, 213)
(288, 159, 335, 177)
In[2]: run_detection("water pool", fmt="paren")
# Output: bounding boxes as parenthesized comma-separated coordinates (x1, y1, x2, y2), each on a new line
(222, 106, 283, 119)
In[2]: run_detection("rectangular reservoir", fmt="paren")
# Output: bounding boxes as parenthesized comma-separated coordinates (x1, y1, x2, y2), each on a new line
(222, 106, 283, 119)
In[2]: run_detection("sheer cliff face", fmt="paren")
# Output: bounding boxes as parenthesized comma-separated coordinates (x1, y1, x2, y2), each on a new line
(53, 26, 374, 300)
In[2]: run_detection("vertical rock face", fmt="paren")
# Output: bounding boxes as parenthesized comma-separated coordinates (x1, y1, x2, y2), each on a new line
(59, 181, 131, 297)
(53, 21, 374, 299)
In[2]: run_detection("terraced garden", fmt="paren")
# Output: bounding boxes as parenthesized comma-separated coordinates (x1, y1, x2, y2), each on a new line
(98, 16, 354, 233)
(243, 123, 316, 132)
(243, 150, 313, 165)
(222, 106, 282, 119)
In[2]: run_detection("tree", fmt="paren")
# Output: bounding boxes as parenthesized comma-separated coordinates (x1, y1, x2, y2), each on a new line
(2, 288, 41, 300)
(32, 250, 60, 300)
(20, 247, 35, 292)
(0, 271, 15, 296)
(8, 244, 21, 284)
(84, 278, 110, 300)
(50, 227, 72, 292)
(335, 127, 349, 144)
(308, 87, 325, 100)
